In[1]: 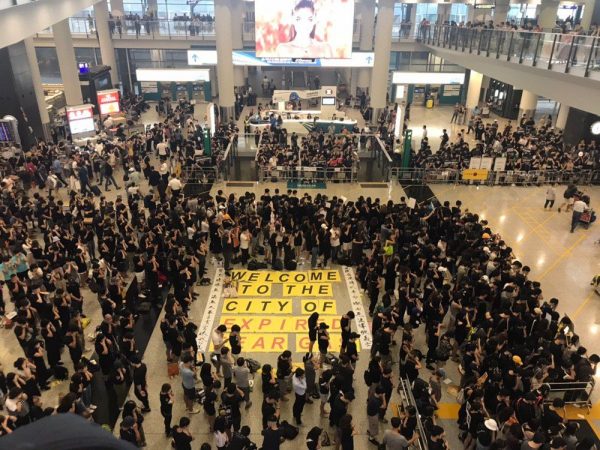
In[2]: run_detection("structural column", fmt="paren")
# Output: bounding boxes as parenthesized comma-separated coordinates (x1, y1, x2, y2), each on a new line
(109, 0, 124, 14)
(94, 0, 119, 86)
(519, 90, 538, 118)
(555, 104, 570, 130)
(230, 0, 245, 87)
(357, 0, 375, 93)
(465, 69, 482, 111)
(52, 19, 83, 105)
(581, 0, 597, 31)
(437, 4, 451, 24)
(538, 0, 560, 30)
(214, 0, 235, 121)
(23, 37, 50, 138)
(494, 0, 511, 24)
(370, 0, 394, 121)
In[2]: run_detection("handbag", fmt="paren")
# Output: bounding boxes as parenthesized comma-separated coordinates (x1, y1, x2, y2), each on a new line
(167, 361, 179, 378)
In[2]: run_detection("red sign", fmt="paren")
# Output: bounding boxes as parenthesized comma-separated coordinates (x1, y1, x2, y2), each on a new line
(98, 91, 119, 104)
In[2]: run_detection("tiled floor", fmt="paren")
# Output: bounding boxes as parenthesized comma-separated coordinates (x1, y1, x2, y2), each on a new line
(1, 103, 599, 449)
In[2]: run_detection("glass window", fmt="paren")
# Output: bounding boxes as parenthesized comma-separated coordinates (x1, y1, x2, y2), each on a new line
(450, 4, 468, 24)
(35, 47, 61, 84)
(415, 4, 437, 24)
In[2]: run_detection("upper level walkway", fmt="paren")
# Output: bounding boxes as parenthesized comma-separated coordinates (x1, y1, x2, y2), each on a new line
(422, 25, 600, 114)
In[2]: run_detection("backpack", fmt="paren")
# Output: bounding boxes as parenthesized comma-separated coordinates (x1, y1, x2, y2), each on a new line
(363, 369, 372, 386)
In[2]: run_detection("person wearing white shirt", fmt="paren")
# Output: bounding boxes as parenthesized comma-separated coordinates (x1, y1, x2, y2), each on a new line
(239, 228, 251, 266)
(211, 325, 227, 375)
(571, 197, 588, 233)
(292, 368, 307, 425)
(156, 141, 169, 158)
(167, 176, 182, 198)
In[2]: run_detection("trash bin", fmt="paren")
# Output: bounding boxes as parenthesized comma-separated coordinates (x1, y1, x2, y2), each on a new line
(426, 99, 434, 109)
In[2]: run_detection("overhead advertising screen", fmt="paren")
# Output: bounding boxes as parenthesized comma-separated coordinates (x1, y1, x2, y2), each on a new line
(66, 105, 95, 135)
(255, 0, 354, 59)
(97, 89, 120, 115)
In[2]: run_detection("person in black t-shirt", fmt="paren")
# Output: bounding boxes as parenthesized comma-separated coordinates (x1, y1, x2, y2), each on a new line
(171, 416, 194, 450)
(261, 417, 283, 450)
(228, 425, 255, 450)
(131, 356, 150, 412)
(159, 383, 174, 436)
(221, 383, 244, 432)
(119, 416, 138, 447)
(203, 380, 220, 432)
(261, 391, 280, 430)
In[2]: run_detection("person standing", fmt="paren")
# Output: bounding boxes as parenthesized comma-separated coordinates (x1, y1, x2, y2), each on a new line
(261, 416, 283, 450)
(339, 414, 356, 450)
(544, 185, 557, 210)
(383, 417, 420, 449)
(292, 368, 307, 425)
(131, 356, 151, 412)
(171, 416, 194, 450)
(160, 383, 174, 437)
(233, 357, 252, 409)
(340, 311, 355, 354)
(571, 196, 588, 233)
(179, 355, 201, 414)
(367, 386, 387, 446)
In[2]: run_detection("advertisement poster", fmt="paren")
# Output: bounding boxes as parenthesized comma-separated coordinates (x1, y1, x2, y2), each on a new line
(255, 0, 354, 59)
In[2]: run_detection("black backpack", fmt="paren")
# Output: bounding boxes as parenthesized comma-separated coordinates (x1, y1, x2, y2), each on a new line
(363, 369, 372, 386)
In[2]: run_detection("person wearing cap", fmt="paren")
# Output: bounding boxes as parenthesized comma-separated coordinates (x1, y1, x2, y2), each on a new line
(382, 416, 419, 449)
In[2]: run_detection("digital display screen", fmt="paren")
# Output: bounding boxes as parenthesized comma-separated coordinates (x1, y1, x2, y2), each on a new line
(321, 97, 335, 105)
(67, 107, 95, 135)
(97, 90, 120, 115)
(96, 74, 110, 90)
(255, 0, 354, 59)
(0, 122, 14, 142)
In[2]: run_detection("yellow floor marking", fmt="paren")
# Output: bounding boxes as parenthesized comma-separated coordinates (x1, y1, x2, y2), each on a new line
(538, 234, 587, 280)
(510, 206, 563, 256)
(436, 402, 461, 419)
(572, 290, 596, 319)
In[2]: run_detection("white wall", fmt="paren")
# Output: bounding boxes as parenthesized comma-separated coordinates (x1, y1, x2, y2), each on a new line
(0, 0, 100, 49)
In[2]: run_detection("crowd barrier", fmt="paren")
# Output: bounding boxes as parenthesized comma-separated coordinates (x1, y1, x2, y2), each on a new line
(397, 377, 429, 450)
(543, 381, 595, 412)
(258, 165, 358, 183)
(388, 168, 596, 186)
(181, 166, 221, 184)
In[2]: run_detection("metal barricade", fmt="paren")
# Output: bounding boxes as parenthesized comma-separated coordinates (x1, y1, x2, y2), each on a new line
(397, 378, 428, 450)
(258, 165, 357, 183)
(543, 381, 594, 412)
(181, 166, 220, 184)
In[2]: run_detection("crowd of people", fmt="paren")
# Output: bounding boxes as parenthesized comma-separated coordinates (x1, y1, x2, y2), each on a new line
(409, 113, 599, 173)
(0, 89, 597, 450)
(256, 128, 359, 178)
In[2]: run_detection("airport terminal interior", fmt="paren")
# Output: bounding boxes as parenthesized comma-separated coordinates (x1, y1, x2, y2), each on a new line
(1, 0, 600, 449)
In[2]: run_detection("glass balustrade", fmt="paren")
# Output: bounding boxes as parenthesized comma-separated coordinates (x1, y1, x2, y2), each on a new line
(425, 25, 600, 80)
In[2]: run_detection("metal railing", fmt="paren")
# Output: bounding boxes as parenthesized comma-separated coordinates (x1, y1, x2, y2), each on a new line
(258, 165, 358, 183)
(397, 378, 428, 450)
(424, 25, 600, 78)
(36, 16, 217, 40)
(543, 381, 595, 412)
(36, 17, 362, 42)
(181, 166, 220, 184)
(388, 167, 597, 186)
